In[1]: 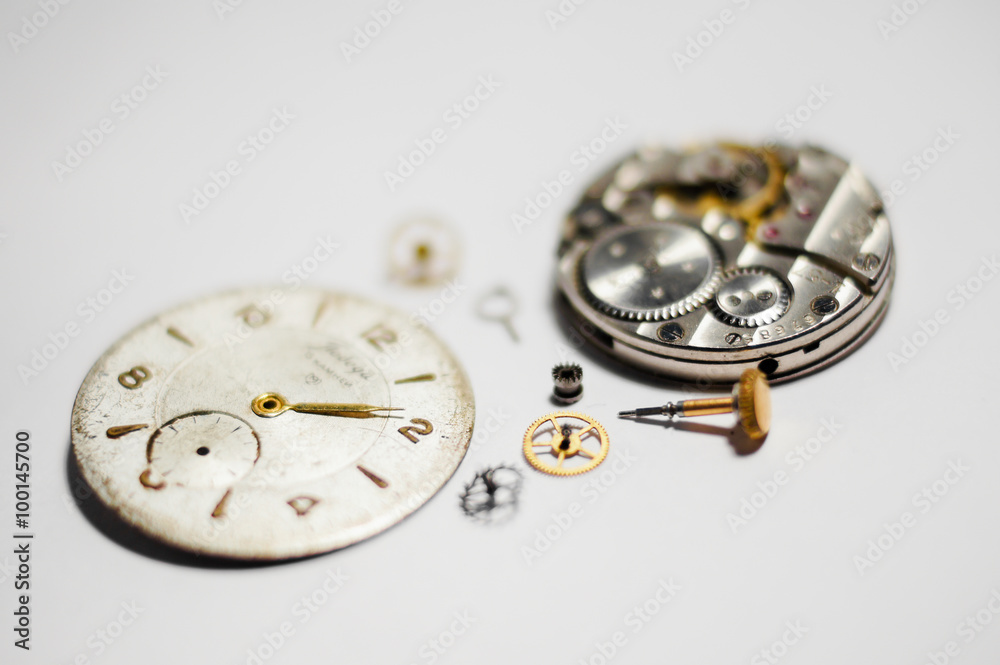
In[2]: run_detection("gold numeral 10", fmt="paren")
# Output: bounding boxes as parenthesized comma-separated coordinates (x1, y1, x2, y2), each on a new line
(237, 305, 271, 328)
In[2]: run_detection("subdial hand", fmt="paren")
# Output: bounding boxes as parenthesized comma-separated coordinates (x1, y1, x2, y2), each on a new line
(251, 393, 402, 419)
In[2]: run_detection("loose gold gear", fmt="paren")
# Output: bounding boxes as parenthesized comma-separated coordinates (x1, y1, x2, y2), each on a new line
(388, 217, 460, 286)
(618, 368, 772, 440)
(522, 412, 609, 476)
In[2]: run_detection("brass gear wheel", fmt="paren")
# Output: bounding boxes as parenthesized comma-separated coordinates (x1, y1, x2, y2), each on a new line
(620, 143, 786, 235)
(522, 412, 609, 477)
(684, 143, 786, 230)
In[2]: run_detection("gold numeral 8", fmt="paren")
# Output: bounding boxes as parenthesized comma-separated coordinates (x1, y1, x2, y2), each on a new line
(118, 366, 151, 389)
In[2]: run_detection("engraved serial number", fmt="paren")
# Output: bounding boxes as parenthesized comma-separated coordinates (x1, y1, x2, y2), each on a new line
(758, 313, 817, 341)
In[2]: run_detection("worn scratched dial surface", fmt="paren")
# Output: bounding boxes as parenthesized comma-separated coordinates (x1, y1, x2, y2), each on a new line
(71, 288, 475, 560)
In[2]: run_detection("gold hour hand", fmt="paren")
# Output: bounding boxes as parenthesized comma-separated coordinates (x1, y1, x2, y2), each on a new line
(251, 393, 402, 419)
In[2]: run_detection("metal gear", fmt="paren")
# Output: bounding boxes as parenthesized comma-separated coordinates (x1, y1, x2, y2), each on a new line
(684, 144, 786, 230)
(711, 267, 790, 328)
(612, 143, 786, 231)
(459, 465, 523, 525)
(388, 217, 461, 286)
(579, 221, 723, 321)
(551, 363, 584, 404)
(522, 412, 609, 477)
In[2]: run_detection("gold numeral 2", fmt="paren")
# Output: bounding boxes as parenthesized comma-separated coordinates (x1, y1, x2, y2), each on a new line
(363, 323, 397, 351)
(398, 418, 433, 444)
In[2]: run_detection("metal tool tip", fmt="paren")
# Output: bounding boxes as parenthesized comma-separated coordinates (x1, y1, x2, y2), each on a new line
(618, 410, 637, 418)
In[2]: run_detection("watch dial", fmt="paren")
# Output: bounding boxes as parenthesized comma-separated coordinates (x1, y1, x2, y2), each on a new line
(71, 288, 475, 560)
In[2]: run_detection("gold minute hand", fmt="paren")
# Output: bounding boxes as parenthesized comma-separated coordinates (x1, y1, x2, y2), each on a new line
(251, 393, 402, 419)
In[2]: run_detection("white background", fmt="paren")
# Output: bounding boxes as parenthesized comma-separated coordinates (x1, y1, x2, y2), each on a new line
(2, 0, 1000, 663)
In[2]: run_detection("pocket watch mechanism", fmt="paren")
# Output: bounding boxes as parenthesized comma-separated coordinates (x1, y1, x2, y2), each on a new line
(557, 141, 894, 384)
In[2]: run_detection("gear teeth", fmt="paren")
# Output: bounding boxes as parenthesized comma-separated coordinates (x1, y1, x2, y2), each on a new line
(551, 363, 583, 386)
(576, 222, 723, 322)
(522, 412, 609, 477)
(711, 267, 790, 328)
(552, 363, 584, 404)
(580, 261, 723, 322)
(459, 465, 524, 525)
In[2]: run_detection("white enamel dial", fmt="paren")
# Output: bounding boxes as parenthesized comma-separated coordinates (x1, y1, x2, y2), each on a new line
(71, 288, 475, 560)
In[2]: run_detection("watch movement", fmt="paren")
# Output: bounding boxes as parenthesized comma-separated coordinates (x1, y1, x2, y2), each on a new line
(556, 141, 895, 383)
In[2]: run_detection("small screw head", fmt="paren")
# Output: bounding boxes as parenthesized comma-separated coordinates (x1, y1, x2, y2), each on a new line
(811, 295, 839, 316)
(853, 253, 881, 272)
(725, 332, 743, 346)
(657, 322, 684, 343)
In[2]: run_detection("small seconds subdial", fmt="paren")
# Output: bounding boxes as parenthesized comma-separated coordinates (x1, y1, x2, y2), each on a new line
(140, 412, 260, 490)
